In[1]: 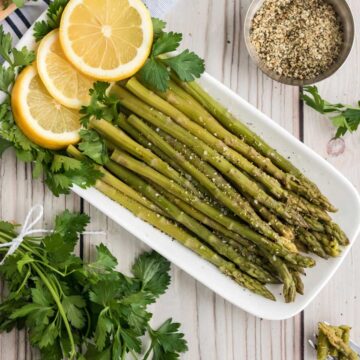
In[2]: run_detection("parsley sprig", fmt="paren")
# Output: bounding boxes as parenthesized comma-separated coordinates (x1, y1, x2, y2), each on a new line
(302, 86, 360, 138)
(0, 24, 102, 195)
(33, 0, 69, 41)
(139, 18, 205, 92)
(0, 210, 187, 360)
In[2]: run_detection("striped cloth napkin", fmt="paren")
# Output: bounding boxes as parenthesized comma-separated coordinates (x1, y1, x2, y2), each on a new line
(1, 0, 178, 45)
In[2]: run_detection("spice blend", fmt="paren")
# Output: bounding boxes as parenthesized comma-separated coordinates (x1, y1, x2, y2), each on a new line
(250, 0, 344, 80)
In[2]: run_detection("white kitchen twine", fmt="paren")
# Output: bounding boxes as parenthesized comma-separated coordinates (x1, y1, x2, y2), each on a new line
(0, 205, 106, 266)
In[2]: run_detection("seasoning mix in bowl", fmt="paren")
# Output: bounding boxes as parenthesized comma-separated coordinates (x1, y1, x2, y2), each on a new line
(244, 0, 355, 85)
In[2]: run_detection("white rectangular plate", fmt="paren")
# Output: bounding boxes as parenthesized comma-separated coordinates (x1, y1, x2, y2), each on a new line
(8, 11, 360, 320)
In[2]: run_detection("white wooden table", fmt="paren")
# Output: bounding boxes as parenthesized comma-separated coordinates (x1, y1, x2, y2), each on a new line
(1, 1, 359, 359)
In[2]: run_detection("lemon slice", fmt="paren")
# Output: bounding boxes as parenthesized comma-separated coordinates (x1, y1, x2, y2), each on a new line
(11, 65, 81, 150)
(37, 29, 94, 109)
(59, 0, 153, 81)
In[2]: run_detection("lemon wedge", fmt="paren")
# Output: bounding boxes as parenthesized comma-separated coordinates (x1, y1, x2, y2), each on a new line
(37, 29, 94, 109)
(11, 65, 81, 150)
(59, 0, 153, 81)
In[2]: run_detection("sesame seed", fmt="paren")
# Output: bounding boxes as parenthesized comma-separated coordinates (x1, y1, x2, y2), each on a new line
(250, 0, 344, 80)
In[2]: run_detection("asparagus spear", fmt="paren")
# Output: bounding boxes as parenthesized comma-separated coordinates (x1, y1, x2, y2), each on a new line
(151, 78, 320, 200)
(126, 113, 297, 249)
(110, 145, 284, 245)
(126, 77, 289, 201)
(262, 251, 297, 303)
(116, 115, 212, 197)
(297, 229, 329, 259)
(160, 188, 302, 281)
(324, 222, 349, 246)
(70, 145, 277, 294)
(89, 118, 201, 198)
(161, 78, 335, 222)
(103, 158, 276, 284)
(172, 77, 336, 212)
(312, 231, 341, 257)
(110, 148, 315, 268)
(153, 183, 279, 275)
(131, 78, 327, 224)
(95, 180, 276, 300)
(339, 326, 352, 360)
(330, 327, 344, 358)
(66, 145, 167, 216)
(157, 130, 295, 241)
(317, 328, 330, 360)
(116, 114, 186, 175)
(246, 194, 295, 241)
(290, 270, 304, 295)
(318, 323, 358, 360)
(111, 85, 306, 227)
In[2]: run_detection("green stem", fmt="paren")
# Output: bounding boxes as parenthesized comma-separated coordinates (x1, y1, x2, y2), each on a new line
(111, 85, 307, 227)
(172, 76, 336, 212)
(109, 149, 314, 267)
(96, 180, 275, 300)
(89, 118, 202, 198)
(126, 114, 287, 243)
(67, 145, 167, 216)
(32, 263, 76, 359)
(127, 77, 288, 200)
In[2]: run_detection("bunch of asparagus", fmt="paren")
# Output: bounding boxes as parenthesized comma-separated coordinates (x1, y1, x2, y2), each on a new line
(68, 76, 349, 302)
(317, 323, 357, 359)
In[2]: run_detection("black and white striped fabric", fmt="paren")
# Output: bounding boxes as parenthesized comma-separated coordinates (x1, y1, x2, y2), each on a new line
(1, 1, 49, 44)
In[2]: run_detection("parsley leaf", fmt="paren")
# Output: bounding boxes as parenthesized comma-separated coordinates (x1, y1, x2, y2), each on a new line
(0, 26, 13, 64)
(147, 319, 188, 360)
(33, 0, 69, 41)
(0, 137, 11, 155)
(80, 82, 119, 126)
(54, 210, 89, 240)
(139, 58, 170, 92)
(152, 18, 166, 38)
(88, 243, 118, 273)
(78, 129, 109, 165)
(12, 47, 36, 67)
(0, 66, 15, 92)
(163, 50, 205, 82)
(138, 20, 205, 92)
(132, 251, 171, 298)
(153, 32, 182, 57)
(51, 155, 82, 172)
(303, 86, 360, 138)
(62, 295, 86, 329)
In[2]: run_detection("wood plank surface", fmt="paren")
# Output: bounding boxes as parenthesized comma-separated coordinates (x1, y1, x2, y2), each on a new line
(1, 0, 359, 359)
(0, 154, 80, 360)
(302, 0, 360, 357)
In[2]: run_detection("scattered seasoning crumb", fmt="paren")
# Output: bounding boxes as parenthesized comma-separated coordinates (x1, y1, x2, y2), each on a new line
(250, 0, 344, 80)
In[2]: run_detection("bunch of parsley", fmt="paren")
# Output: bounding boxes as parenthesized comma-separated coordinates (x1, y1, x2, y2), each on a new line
(0, 210, 187, 359)
(302, 86, 360, 138)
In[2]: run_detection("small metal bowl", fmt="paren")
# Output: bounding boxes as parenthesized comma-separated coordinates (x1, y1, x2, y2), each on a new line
(244, 0, 355, 86)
